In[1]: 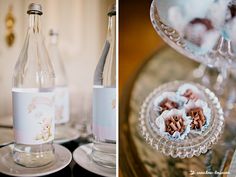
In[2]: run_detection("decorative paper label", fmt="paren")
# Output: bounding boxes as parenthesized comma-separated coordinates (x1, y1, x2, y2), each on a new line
(54, 87, 69, 124)
(93, 87, 116, 141)
(12, 88, 55, 145)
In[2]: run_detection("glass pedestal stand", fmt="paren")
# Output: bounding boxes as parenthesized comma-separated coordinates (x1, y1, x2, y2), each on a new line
(119, 48, 236, 177)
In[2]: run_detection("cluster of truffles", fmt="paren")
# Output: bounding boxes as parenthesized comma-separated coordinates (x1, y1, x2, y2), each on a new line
(158, 0, 236, 54)
(154, 84, 211, 140)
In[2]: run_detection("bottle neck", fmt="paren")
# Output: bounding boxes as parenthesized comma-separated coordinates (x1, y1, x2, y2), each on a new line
(93, 14, 116, 87)
(48, 33, 67, 86)
(103, 15, 116, 87)
(28, 14, 41, 34)
(107, 15, 116, 42)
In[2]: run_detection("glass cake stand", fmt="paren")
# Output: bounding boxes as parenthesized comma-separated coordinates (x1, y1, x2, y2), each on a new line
(139, 81, 224, 158)
(150, 0, 236, 69)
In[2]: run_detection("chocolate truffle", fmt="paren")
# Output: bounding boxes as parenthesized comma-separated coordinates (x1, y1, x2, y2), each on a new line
(187, 107, 206, 129)
(177, 83, 201, 101)
(165, 115, 185, 135)
(183, 89, 199, 101)
(159, 98, 179, 113)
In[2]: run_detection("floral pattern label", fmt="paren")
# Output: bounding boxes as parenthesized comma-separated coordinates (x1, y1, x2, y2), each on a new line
(54, 87, 69, 124)
(12, 88, 55, 145)
(93, 87, 116, 141)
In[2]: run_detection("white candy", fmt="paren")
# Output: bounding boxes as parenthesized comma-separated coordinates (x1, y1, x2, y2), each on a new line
(156, 0, 230, 54)
(207, 0, 231, 28)
(155, 0, 214, 27)
(168, 6, 186, 34)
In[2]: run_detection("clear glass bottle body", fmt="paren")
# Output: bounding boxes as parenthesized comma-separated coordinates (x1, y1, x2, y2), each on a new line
(91, 5, 116, 169)
(12, 6, 55, 168)
(48, 30, 69, 125)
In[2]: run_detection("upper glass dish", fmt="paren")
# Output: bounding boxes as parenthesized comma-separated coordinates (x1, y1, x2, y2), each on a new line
(139, 81, 224, 158)
(150, 0, 236, 69)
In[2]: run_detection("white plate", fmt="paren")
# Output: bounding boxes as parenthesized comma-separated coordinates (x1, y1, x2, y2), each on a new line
(0, 128, 13, 147)
(0, 115, 13, 127)
(0, 144, 72, 177)
(73, 143, 116, 177)
(54, 125, 80, 144)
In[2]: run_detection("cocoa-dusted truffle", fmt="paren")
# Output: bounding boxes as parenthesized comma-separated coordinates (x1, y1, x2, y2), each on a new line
(187, 107, 206, 129)
(159, 98, 179, 113)
(177, 83, 202, 101)
(182, 89, 199, 101)
(184, 18, 214, 46)
(165, 115, 185, 135)
(156, 109, 191, 140)
(153, 92, 187, 117)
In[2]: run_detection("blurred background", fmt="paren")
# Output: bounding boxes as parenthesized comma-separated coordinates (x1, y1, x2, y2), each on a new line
(0, 0, 115, 123)
(119, 0, 164, 94)
(119, 0, 165, 176)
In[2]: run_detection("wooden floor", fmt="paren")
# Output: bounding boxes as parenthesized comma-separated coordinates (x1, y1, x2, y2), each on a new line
(119, 0, 165, 95)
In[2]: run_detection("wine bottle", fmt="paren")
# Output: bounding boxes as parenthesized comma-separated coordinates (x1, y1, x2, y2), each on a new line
(48, 29, 69, 124)
(12, 3, 55, 167)
(91, 3, 116, 168)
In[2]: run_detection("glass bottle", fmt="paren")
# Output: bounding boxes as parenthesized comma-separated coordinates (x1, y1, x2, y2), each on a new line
(91, 3, 116, 168)
(48, 29, 69, 125)
(12, 3, 55, 167)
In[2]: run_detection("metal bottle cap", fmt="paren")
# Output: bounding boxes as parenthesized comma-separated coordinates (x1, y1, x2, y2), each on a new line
(108, 3, 116, 16)
(27, 3, 43, 15)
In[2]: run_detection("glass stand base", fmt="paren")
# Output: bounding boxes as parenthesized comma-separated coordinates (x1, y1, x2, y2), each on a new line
(13, 143, 55, 168)
(91, 141, 116, 169)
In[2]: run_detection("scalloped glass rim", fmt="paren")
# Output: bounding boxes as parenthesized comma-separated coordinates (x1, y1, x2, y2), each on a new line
(139, 81, 224, 158)
(150, 0, 236, 69)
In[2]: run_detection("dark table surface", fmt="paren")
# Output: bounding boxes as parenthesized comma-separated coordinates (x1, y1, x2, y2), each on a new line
(0, 136, 104, 177)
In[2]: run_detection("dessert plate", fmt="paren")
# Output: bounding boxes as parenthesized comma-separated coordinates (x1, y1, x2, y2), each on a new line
(0, 144, 72, 177)
(0, 128, 14, 147)
(139, 81, 224, 158)
(73, 143, 116, 177)
(54, 125, 80, 144)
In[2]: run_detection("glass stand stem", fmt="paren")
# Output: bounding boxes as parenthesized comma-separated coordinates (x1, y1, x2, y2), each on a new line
(192, 64, 207, 79)
(224, 70, 236, 116)
(225, 86, 236, 117)
(214, 67, 229, 96)
(192, 64, 212, 88)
